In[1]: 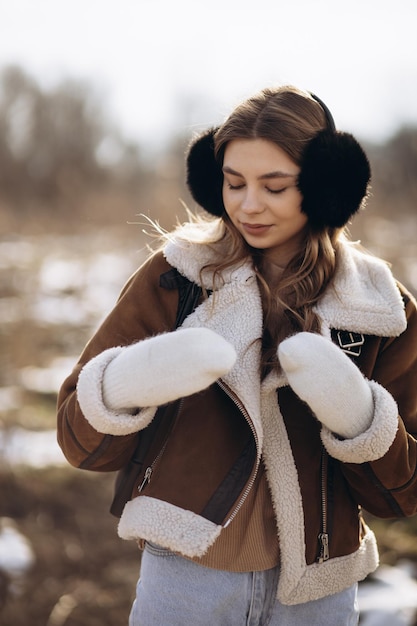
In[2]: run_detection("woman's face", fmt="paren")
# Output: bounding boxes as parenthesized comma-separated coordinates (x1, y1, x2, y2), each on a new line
(222, 138, 308, 266)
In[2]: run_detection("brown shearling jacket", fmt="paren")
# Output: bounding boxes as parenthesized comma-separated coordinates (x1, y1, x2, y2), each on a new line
(57, 235, 417, 605)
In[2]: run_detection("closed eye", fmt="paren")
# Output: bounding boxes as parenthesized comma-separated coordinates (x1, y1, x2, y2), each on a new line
(266, 186, 286, 194)
(226, 182, 245, 190)
(225, 181, 292, 194)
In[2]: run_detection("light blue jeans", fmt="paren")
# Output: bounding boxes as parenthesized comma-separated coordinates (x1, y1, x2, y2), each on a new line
(128, 543, 359, 626)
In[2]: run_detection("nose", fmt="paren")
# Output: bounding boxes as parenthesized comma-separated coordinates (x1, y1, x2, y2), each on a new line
(241, 188, 264, 214)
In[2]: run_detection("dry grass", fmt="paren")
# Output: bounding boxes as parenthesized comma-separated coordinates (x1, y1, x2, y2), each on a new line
(0, 466, 140, 626)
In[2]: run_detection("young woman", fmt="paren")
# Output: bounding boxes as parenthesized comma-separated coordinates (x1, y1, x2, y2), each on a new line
(57, 85, 417, 625)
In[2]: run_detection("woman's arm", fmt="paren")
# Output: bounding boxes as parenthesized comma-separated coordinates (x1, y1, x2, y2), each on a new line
(279, 285, 417, 518)
(56, 252, 178, 471)
(340, 290, 417, 517)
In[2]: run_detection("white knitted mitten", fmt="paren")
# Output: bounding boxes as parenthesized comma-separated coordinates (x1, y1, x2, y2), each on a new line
(278, 332, 373, 439)
(102, 327, 236, 411)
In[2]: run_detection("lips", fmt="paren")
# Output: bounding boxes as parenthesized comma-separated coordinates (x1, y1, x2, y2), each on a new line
(241, 223, 271, 235)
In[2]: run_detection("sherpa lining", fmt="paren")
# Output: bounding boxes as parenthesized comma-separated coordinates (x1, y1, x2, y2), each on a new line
(277, 527, 379, 605)
(262, 379, 380, 605)
(76, 348, 157, 435)
(165, 236, 407, 339)
(320, 379, 399, 463)
(316, 243, 406, 337)
(118, 496, 222, 558)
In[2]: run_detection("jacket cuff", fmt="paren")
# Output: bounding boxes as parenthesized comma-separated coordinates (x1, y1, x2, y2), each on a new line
(76, 348, 157, 435)
(320, 380, 399, 463)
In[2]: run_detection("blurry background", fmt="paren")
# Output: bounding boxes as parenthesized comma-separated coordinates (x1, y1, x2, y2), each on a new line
(0, 0, 417, 624)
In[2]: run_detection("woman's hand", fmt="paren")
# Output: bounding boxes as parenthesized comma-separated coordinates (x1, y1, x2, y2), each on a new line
(278, 332, 373, 438)
(101, 328, 237, 411)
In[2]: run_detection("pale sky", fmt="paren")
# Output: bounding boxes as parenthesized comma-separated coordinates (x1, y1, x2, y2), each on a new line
(1, 0, 417, 150)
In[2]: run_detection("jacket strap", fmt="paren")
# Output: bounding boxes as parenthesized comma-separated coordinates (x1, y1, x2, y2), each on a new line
(110, 270, 202, 517)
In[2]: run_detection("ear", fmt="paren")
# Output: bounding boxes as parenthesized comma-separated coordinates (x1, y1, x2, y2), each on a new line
(185, 127, 225, 217)
(297, 128, 371, 229)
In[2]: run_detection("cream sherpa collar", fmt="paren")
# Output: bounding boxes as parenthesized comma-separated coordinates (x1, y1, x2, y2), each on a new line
(164, 236, 406, 338)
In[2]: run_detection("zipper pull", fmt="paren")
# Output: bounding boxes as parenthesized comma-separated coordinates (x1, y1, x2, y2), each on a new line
(317, 532, 330, 563)
(138, 467, 152, 492)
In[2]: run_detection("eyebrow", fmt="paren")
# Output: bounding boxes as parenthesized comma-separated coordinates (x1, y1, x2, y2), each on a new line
(222, 165, 297, 180)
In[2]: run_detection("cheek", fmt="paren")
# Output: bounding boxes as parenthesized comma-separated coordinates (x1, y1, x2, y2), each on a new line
(288, 209, 308, 234)
(282, 190, 305, 221)
(222, 187, 237, 215)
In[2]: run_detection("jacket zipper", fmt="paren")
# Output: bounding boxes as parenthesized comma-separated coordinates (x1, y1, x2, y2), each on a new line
(217, 379, 260, 528)
(137, 380, 259, 525)
(137, 399, 183, 493)
(317, 447, 330, 563)
(138, 387, 331, 562)
(220, 384, 331, 559)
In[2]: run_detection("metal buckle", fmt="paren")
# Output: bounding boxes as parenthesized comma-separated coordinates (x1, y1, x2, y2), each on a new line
(337, 331, 365, 357)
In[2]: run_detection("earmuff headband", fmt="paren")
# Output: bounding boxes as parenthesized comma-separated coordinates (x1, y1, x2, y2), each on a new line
(310, 93, 336, 132)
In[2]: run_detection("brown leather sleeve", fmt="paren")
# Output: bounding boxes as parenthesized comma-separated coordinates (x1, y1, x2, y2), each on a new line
(56, 251, 178, 471)
(341, 285, 417, 517)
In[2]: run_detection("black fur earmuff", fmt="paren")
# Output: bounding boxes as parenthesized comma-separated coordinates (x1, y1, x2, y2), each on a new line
(298, 93, 371, 229)
(297, 128, 371, 229)
(185, 94, 371, 229)
(186, 127, 224, 217)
